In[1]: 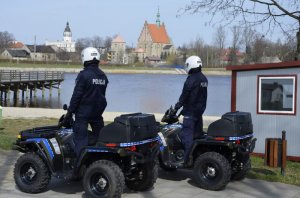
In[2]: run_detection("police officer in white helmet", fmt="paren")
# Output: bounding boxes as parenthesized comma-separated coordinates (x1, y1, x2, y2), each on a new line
(172, 55, 208, 164)
(63, 47, 108, 157)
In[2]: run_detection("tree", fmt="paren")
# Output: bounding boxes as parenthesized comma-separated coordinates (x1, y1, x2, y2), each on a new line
(75, 37, 92, 52)
(92, 36, 104, 48)
(193, 37, 204, 56)
(214, 25, 226, 66)
(104, 36, 112, 49)
(181, 0, 300, 58)
(0, 31, 15, 51)
(214, 25, 226, 50)
(242, 26, 257, 63)
(252, 35, 269, 62)
(56, 51, 70, 61)
(166, 53, 177, 65)
(229, 26, 242, 65)
(134, 54, 139, 63)
(278, 37, 297, 61)
(180, 36, 220, 67)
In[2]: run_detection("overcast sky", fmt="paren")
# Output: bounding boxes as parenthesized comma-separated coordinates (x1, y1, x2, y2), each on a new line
(0, 0, 286, 47)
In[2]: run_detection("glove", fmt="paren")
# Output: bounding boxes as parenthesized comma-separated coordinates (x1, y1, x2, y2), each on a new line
(169, 107, 178, 117)
(59, 111, 72, 127)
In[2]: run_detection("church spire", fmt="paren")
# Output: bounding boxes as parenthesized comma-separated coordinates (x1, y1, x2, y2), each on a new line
(156, 7, 160, 27)
(64, 21, 71, 33)
(63, 21, 72, 42)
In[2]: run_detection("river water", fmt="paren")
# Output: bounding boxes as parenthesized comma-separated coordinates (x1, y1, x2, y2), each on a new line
(3, 73, 231, 116)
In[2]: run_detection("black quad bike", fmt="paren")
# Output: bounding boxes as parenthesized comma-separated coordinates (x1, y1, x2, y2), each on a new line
(158, 107, 257, 190)
(13, 106, 160, 198)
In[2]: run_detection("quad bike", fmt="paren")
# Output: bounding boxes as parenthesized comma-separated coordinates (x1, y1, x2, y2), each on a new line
(158, 106, 257, 190)
(13, 105, 160, 198)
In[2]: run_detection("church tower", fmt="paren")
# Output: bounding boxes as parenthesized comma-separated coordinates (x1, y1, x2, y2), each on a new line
(136, 9, 177, 63)
(63, 22, 72, 42)
(45, 21, 76, 52)
(156, 7, 160, 27)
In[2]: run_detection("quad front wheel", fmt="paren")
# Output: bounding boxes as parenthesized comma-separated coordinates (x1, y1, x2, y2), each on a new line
(193, 152, 231, 190)
(83, 160, 124, 198)
(14, 153, 51, 193)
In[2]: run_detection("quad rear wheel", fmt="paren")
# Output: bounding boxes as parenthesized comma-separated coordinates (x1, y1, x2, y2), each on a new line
(83, 160, 124, 198)
(158, 155, 178, 171)
(14, 153, 51, 193)
(231, 158, 251, 181)
(125, 161, 158, 191)
(193, 152, 231, 190)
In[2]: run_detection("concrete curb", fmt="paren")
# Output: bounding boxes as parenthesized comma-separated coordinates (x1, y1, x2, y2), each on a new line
(2, 107, 220, 126)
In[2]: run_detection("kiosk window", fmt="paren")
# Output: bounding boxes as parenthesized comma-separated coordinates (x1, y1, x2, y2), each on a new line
(258, 75, 297, 115)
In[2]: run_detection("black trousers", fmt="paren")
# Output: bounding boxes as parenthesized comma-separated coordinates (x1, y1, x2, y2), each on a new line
(180, 116, 203, 161)
(73, 117, 104, 156)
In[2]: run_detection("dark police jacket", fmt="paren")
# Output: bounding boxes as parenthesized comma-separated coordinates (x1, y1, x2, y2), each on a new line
(175, 69, 208, 117)
(68, 64, 108, 120)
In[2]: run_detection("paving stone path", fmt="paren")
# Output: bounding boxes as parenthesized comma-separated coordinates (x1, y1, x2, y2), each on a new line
(1, 150, 299, 198)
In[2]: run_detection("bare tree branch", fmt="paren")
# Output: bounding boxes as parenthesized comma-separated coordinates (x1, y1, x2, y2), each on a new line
(180, 0, 300, 33)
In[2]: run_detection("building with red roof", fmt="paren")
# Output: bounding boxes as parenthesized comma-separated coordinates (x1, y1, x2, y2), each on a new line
(136, 9, 176, 63)
(9, 41, 25, 49)
(220, 48, 245, 65)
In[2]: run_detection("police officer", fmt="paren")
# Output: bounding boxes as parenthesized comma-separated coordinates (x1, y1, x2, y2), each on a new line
(172, 55, 208, 162)
(63, 47, 108, 156)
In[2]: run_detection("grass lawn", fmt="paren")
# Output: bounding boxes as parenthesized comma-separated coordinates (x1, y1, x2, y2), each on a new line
(0, 118, 58, 150)
(0, 118, 109, 149)
(248, 156, 300, 186)
(0, 118, 299, 186)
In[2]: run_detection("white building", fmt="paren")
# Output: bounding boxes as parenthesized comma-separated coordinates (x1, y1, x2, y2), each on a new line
(46, 22, 76, 52)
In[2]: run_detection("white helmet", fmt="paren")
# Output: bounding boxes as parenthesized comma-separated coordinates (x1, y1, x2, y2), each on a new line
(185, 56, 202, 73)
(81, 47, 100, 64)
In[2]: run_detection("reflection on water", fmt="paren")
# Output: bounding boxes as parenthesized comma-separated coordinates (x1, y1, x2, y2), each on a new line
(1, 73, 231, 116)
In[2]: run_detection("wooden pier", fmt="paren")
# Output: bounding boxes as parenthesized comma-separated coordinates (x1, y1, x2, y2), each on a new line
(0, 70, 64, 104)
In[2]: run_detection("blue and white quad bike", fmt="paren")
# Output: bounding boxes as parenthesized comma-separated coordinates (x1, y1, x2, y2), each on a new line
(13, 106, 160, 198)
(158, 106, 257, 190)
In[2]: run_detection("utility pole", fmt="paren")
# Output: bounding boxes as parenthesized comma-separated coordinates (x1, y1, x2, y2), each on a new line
(34, 35, 36, 63)
(206, 48, 209, 67)
(297, 19, 300, 60)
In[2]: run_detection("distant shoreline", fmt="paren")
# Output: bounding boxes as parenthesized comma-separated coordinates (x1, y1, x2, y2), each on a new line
(0, 67, 231, 76)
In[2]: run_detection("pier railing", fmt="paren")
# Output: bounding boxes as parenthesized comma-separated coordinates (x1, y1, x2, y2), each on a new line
(0, 70, 64, 106)
(0, 70, 64, 83)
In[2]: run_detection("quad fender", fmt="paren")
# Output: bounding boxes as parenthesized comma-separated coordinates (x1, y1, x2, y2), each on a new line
(14, 141, 55, 173)
(186, 138, 256, 167)
(185, 139, 236, 167)
(77, 144, 160, 169)
(191, 139, 235, 151)
(76, 147, 120, 168)
(16, 138, 63, 173)
(237, 138, 257, 155)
